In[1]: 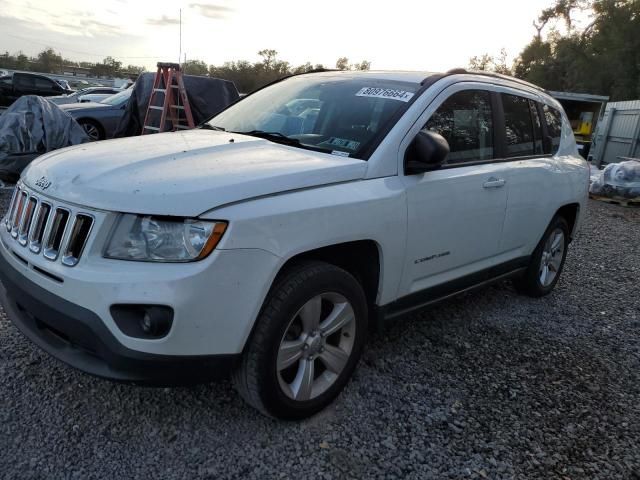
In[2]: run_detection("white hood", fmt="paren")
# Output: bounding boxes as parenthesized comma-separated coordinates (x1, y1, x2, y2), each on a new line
(22, 130, 367, 216)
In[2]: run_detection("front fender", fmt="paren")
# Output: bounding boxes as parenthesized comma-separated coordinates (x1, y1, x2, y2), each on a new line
(203, 177, 407, 305)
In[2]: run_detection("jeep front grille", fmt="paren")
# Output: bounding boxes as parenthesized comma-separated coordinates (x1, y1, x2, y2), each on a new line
(3, 184, 94, 267)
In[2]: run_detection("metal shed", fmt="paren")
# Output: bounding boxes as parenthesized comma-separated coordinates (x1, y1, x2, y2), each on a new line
(549, 91, 609, 159)
(589, 100, 640, 166)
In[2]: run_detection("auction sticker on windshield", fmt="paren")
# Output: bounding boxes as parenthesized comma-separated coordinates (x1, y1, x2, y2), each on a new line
(355, 87, 414, 102)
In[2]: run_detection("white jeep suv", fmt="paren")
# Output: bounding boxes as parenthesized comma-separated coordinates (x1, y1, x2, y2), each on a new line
(0, 70, 588, 419)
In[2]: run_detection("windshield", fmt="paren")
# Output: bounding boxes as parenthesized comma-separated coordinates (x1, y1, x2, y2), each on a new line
(68, 88, 92, 98)
(207, 75, 420, 159)
(100, 89, 131, 106)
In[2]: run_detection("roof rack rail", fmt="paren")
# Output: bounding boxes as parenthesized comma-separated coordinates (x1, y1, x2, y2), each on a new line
(444, 68, 548, 93)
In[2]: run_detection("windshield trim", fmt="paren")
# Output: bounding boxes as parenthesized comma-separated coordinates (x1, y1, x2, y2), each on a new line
(204, 72, 437, 161)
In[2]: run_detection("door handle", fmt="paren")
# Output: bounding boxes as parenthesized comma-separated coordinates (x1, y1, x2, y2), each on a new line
(483, 177, 506, 189)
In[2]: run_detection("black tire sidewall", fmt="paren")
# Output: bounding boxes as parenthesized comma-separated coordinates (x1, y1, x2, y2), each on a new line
(528, 216, 570, 295)
(256, 264, 367, 419)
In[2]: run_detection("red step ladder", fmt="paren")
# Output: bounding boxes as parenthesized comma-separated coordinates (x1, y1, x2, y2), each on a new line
(142, 62, 195, 135)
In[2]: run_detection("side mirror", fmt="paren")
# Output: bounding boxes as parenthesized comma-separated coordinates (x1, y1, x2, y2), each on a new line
(404, 130, 450, 174)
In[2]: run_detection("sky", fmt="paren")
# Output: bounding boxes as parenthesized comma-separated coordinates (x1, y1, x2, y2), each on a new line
(0, 0, 578, 71)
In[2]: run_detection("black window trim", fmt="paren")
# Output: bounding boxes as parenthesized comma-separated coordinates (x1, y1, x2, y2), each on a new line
(413, 88, 552, 172)
(528, 98, 545, 155)
(539, 102, 564, 156)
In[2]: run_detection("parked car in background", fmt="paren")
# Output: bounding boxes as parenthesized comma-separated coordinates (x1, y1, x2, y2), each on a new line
(0, 72, 73, 107)
(59, 88, 131, 140)
(0, 69, 9, 77)
(78, 89, 123, 103)
(48, 87, 122, 106)
(0, 69, 588, 419)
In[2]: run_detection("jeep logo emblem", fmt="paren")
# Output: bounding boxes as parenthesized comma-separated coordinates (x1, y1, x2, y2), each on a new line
(35, 176, 52, 190)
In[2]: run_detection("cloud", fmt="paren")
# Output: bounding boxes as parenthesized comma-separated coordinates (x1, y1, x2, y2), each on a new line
(49, 19, 121, 37)
(189, 3, 233, 20)
(146, 15, 181, 26)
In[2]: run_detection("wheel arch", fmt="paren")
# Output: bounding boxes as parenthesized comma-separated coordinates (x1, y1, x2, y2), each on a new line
(257, 240, 383, 338)
(555, 203, 580, 240)
(279, 240, 381, 305)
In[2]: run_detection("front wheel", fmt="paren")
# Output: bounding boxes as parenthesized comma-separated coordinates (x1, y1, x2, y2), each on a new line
(514, 215, 570, 297)
(78, 119, 104, 141)
(232, 261, 367, 419)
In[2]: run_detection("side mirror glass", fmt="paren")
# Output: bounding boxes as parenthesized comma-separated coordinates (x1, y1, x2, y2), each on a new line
(404, 130, 450, 174)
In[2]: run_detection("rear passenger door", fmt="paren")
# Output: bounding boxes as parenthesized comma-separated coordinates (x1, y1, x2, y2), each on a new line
(399, 86, 511, 298)
(498, 92, 561, 257)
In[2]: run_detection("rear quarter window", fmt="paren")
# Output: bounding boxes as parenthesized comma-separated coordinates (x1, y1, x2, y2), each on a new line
(543, 104, 563, 154)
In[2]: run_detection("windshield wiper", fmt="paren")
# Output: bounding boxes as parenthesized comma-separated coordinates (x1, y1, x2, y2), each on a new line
(231, 130, 301, 146)
(229, 130, 337, 155)
(200, 124, 226, 131)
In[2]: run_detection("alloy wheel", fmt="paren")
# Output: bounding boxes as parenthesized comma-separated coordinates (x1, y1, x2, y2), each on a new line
(539, 228, 565, 287)
(82, 123, 100, 141)
(277, 292, 356, 401)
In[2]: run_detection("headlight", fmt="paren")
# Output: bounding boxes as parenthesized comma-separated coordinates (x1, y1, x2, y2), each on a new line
(104, 215, 227, 262)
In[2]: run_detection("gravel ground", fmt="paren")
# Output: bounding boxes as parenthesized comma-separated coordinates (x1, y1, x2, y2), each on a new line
(0, 187, 639, 480)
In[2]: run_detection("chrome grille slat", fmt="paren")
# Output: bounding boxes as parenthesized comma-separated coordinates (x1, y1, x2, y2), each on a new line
(2, 185, 94, 267)
(28, 202, 52, 254)
(61, 214, 94, 267)
(5, 186, 19, 231)
(43, 208, 70, 261)
(18, 196, 38, 246)
(11, 190, 28, 238)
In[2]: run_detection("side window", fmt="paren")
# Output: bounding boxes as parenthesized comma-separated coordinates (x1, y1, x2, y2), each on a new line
(502, 94, 534, 157)
(424, 89, 493, 164)
(34, 77, 56, 91)
(14, 75, 35, 89)
(542, 104, 563, 154)
(529, 100, 544, 154)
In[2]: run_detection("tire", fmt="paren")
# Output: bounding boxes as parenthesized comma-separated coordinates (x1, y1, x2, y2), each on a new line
(78, 119, 104, 141)
(514, 215, 570, 297)
(232, 261, 367, 419)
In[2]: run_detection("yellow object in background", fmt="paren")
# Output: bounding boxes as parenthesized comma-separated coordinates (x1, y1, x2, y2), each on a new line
(575, 111, 594, 136)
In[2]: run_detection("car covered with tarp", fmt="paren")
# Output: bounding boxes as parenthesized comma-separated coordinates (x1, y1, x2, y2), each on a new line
(113, 72, 239, 137)
(0, 95, 88, 182)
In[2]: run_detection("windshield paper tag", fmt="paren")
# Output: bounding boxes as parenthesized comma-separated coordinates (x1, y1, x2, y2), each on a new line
(356, 87, 414, 102)
(331, 150, 350, 157)
(326, 137, 360, 150)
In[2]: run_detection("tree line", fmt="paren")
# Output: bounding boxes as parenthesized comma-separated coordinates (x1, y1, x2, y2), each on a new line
(205, 50, 370, 93)
(0, 48, 146, 78)
(0, 47, 370, 93)
(469, 0, 640, 101)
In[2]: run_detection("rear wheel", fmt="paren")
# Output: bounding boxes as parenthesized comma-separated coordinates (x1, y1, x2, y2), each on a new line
(514, 215, 569, 297)
(78, 119, 104, 141)
(232, 261, 367, 419)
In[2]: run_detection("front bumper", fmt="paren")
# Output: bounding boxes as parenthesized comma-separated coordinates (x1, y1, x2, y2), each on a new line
(0, 252, 239, 385)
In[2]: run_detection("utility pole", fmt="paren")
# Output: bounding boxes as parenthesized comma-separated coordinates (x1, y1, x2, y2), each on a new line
(179, 8, 182, 66)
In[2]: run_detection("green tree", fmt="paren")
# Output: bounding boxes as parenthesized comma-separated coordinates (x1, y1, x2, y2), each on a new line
(353, 60, 371, 71)
(124, 64, 146, 75)
(257, 49, 278, 69)
(513, 0, 640, 100)
(183, 59, 209, 76)
(336, 57, 349, 70)
(468, 48, 511, 75)
(36, 48, 64, 73)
